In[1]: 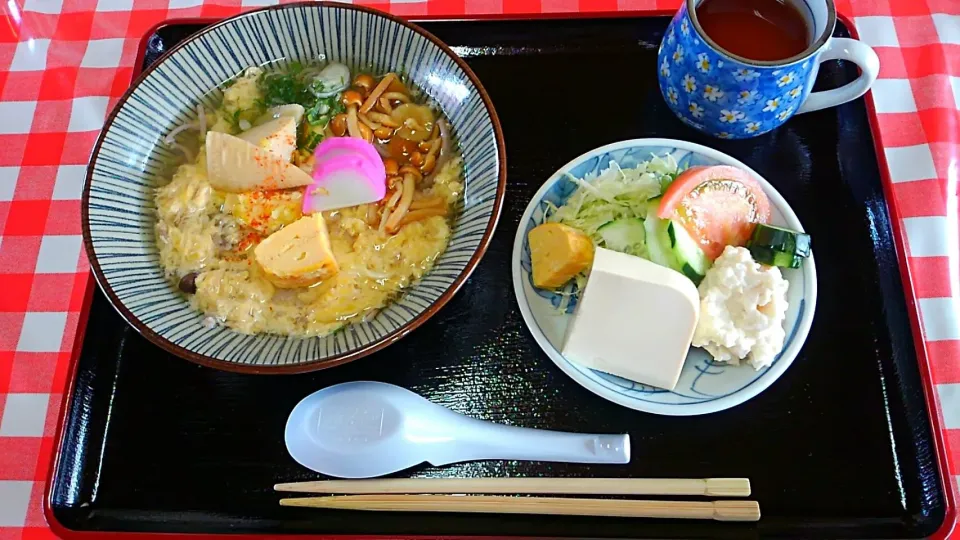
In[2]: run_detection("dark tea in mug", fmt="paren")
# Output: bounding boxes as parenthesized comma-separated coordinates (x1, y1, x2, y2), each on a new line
(696, 0, 810, 61)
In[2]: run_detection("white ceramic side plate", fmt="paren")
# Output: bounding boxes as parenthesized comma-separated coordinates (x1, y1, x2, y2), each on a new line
(511, 138, 817, 416)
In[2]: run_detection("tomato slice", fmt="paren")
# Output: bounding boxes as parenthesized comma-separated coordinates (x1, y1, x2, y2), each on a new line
(657, 165, 771, 260)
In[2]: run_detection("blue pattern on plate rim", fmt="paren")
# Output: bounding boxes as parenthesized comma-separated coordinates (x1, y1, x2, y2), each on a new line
(518, 143, 808, 406)
(657, 2, 818, 139)
(84, 4, 502, 368)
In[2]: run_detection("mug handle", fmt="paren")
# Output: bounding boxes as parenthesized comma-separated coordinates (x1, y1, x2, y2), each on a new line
(795, 38, 880, 114)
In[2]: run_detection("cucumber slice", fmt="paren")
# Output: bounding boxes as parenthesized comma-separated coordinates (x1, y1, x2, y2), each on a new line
(643, 214, 669, 268)
(644, 202, 679, 270)
(749, 246, 804, 268)
(748, 223, 811, 268)
(597, 218, 645, 254)
(667, 220, 710, 284)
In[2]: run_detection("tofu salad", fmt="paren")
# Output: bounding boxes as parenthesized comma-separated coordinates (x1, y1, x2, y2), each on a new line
(527, 157, 811, 390)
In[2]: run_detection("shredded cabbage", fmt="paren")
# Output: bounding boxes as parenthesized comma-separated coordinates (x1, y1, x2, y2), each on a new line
(547, 154, 680, 257)
(543, 154, 681, 306)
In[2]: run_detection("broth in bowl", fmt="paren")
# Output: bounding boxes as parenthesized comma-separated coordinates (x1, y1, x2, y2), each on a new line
(155, 63, 464, 337)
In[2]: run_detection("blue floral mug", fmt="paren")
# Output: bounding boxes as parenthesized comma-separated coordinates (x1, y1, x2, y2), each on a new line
(657, 0, 879, 139)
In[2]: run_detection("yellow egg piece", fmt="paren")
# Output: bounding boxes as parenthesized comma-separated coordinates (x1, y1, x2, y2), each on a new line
(254, 214, 339, 289)
(528, 222, 595, 289)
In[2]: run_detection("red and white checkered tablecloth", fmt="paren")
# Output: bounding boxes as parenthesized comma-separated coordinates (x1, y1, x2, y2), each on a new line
(0, 0, 958, 537)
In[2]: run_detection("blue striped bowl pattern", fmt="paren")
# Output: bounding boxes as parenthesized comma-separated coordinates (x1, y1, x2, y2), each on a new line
(82, 3, 505, 372)
(511, 139, 817, 416)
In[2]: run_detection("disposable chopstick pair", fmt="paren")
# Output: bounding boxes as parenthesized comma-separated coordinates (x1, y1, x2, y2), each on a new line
(275, 477, 751, 497)
(279, 495, 760, 521)
(275, 478, 759, 522)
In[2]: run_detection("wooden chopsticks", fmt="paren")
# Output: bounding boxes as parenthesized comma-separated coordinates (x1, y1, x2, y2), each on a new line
(275, 477, 751, 497)
(275, 478, 759, 522)
(279, 495, 760, 522)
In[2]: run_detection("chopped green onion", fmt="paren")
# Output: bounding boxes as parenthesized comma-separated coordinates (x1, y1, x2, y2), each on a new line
(256, 62, 345, 150)
(302, 131, 323, 152)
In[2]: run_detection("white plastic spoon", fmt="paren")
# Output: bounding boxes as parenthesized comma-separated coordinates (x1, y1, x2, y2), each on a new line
(284, 381, 631, 478)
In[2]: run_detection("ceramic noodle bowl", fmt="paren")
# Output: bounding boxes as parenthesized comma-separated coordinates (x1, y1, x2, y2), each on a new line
(81, 3, 505, 373)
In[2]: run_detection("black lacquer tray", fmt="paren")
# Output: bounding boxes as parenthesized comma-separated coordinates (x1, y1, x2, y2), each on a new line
(45, 12, 952, 539)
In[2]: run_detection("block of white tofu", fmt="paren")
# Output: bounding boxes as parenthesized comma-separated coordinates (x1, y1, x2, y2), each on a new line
(561, 247, 700, 391)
